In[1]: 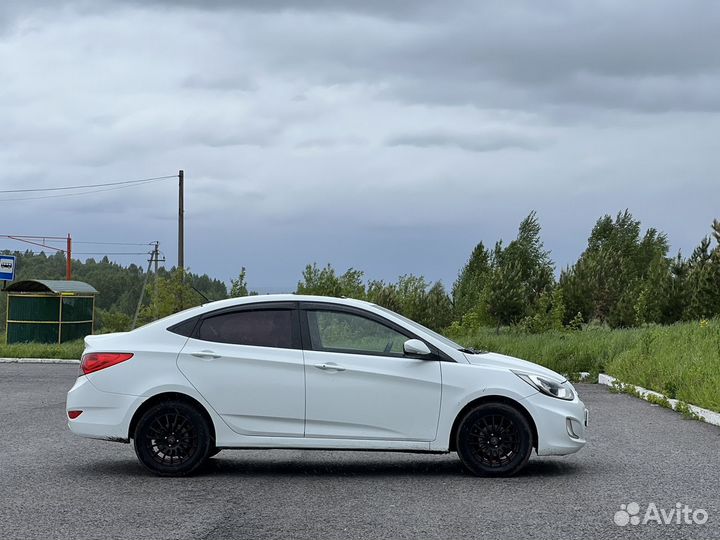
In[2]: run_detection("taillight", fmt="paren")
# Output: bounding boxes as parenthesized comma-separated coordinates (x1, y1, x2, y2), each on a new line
(81, 352, 134, 375)
(68, 410, 83, 419)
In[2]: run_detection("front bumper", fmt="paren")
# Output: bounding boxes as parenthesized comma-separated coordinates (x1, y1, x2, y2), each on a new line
(523, 390, 588, 456)
(66, 376, 138, 441)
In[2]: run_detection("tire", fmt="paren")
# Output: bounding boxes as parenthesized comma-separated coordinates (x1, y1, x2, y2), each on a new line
(133, 400, 211, 477)
(208, 446, 221, 458)
(456, 402, 533, 477)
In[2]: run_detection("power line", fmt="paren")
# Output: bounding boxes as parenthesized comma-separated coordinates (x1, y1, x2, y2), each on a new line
(0, 235, 66, 240)
(72, 252, 150, 255)
(3, 236, 154, 250)
(0, 177, 176, 202)
(71, 241, 154, 246)
(0, 174, 177, 194)
(20, 239, 153, 247)
(0, 250, 147, 256)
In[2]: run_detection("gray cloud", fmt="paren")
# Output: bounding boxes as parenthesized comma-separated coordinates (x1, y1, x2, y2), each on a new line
(386, 130, 547, 153)
(0, 0, 718, 289)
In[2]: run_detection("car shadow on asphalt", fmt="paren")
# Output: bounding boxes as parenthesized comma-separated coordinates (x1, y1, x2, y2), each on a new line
(64, 454, 580, 479)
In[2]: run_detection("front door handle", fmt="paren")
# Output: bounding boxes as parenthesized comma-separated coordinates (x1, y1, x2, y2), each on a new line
(191, 350, 221, 360)
(314, 362, 345, 372)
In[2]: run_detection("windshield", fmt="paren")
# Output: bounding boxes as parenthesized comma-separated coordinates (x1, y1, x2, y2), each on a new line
(372, 304, 465, 351)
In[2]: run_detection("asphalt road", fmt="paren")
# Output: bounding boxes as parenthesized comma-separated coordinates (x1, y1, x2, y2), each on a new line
(0, 364, 718, 540)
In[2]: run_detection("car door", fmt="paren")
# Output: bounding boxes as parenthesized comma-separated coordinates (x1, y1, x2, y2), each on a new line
(177, 303, 305, 437)
(301, 304, 442, 441)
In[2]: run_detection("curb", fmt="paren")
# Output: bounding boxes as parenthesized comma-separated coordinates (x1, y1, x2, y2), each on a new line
(0, 358, 80, 364)
(598, 373, 720, 428)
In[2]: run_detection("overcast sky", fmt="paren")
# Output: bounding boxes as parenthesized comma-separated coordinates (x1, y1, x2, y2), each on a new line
(1, 0, 719, 291)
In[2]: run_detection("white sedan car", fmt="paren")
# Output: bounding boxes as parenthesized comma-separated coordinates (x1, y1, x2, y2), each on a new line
(66, 295, 587, 477)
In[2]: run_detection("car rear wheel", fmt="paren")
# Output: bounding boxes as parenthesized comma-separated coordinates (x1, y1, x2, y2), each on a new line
(456, 402, 533, 477)
(133, 400, 211, 476)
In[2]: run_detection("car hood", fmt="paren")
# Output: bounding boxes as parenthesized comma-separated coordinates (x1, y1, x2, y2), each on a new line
(464, 351, 566, 382)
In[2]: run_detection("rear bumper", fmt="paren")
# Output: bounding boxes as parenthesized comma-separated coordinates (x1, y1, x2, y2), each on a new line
(66, 376, 137, 441)
(524, 391, 588, 456)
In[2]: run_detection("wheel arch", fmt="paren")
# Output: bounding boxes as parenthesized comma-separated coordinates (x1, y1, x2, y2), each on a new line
(128, 391, 217, 445)
(448, 395, 538, 452)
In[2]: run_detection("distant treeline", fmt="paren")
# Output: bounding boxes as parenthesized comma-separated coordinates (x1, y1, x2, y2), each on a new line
(0, 252, 227, 332)
(2, 209, 719, 334)
(295, 210, 720, 333)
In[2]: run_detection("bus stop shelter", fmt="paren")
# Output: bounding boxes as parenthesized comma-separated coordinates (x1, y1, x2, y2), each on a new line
(4, 279, 97, 344)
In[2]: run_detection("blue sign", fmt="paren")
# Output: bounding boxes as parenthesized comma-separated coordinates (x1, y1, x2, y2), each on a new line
(0, 255, 16, 281)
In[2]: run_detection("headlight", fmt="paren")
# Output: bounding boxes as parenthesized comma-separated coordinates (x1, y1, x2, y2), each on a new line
(513, 371, 575, 400)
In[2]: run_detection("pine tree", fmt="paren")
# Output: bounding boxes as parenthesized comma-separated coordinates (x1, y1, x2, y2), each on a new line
(366, 280, 401, 312)
(499, 211, 554, 306)
(559, 210, 671, 328)
(660, 253, 688, 324)
(422, 282, 454, 331)
(296, 263, 366, 298)
(685, 221, 720, 319)
(452, 242, 491, 319)
(485, 261, 527, 333)
(230, 267, 250, 297)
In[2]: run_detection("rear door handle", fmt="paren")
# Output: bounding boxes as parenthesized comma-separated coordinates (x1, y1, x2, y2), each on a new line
(191, 350, 221, 360)
(314, 362, 345, 372)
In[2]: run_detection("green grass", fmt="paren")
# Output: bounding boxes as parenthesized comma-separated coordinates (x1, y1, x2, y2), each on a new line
(606, 321, 720, 413)
(450, 320, 720, 413)
(0, 335, 84, 359)
(448, 325, 642, 375)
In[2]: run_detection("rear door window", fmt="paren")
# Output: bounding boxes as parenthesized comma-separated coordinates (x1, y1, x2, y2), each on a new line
(197, 309, 297, 349)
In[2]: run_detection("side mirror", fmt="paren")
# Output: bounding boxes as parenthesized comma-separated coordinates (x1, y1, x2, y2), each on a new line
(403, 338, 431, 356)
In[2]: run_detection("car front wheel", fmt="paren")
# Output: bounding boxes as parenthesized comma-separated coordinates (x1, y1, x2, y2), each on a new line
(133, 400, 211, 476)
(456, 402, 533, 477)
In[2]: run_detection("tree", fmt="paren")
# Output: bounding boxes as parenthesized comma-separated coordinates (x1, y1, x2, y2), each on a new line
(660, 253, 689, 324)
(449, 212, 557, 332)
(506, 211, 555, 305)
(558, 264, 594, 326)
(485, 261, 527, 333)
(559, 210, 671, 328)
(296, 263, 366, 298)
(230, 267, 257, 297)
(138, 268, 202, 324)
(421, 282, 454, 331)
(366, 280, 401, 312)
(481, 212, 555, 330)
(518, 288, 566, 334)
(452, 242, 491, 319)
(391, 274, 428, 323)
(684, 220, 720, 319)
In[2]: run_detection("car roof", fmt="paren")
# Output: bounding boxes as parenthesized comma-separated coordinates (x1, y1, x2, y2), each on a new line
(197, 294, 375, 311)
(135, 294, 381, 334)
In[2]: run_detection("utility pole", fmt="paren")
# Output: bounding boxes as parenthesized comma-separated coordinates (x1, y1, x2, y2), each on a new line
(66, 234, 72, 280)
(132, 245, 156, 330)
(178, 169, 184, 272)
(152, 241, 160, 321)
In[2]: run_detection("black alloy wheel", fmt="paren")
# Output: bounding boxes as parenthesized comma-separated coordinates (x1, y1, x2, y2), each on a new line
(134, 400, 211, 476)
(456, 402, 533, 477)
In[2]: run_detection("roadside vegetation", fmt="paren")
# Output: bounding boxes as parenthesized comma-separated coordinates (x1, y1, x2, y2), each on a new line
(605, 319, 720, 413)
(449, 320, 720, 413)
(2, 210, 719, 412)
(0, 336, 84, 360)
(447, 324, 640, 376)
